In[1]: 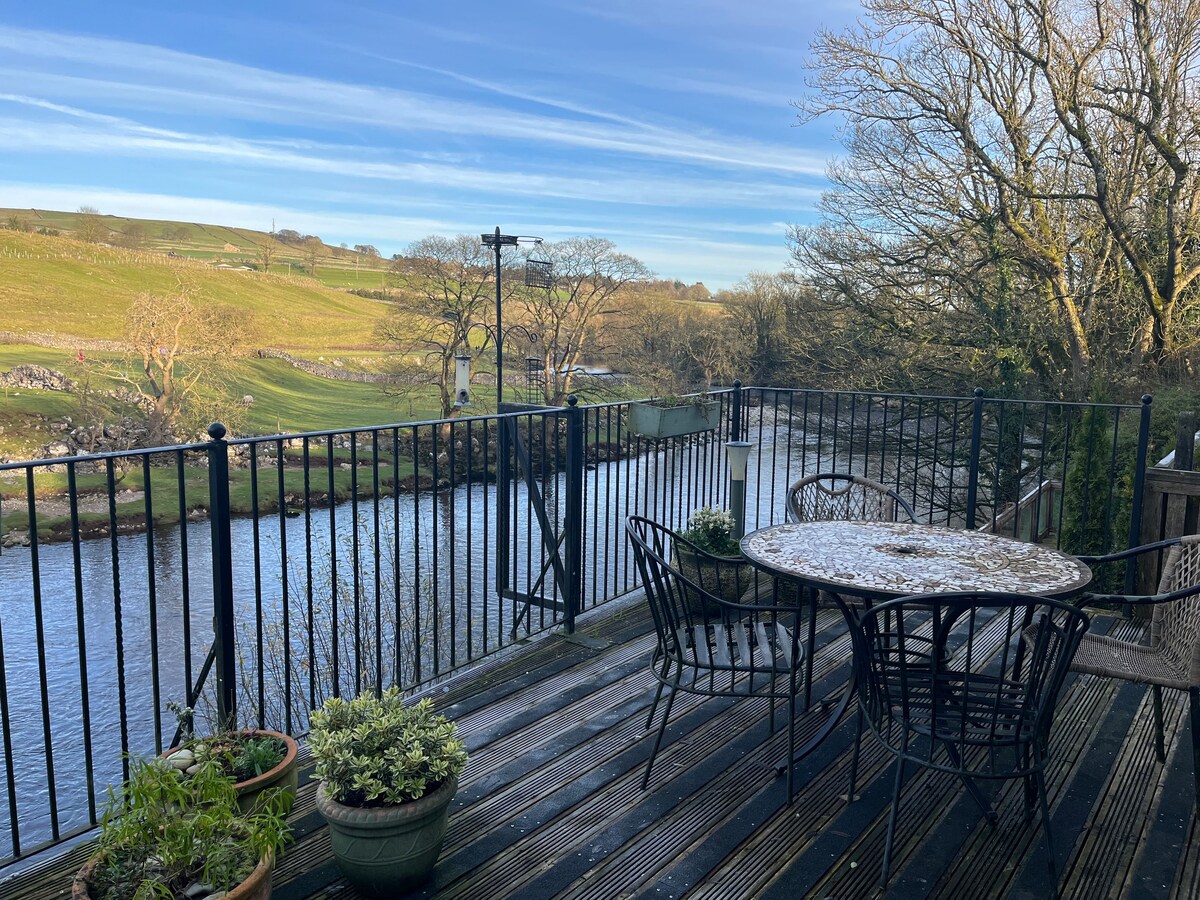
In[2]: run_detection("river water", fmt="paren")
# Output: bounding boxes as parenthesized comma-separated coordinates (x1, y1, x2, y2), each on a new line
(0, 427, 820, 857)
(0, 402, 979, 859)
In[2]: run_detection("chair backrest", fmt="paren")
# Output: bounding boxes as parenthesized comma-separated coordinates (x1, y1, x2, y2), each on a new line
(787, 473, 918, 524)
(626, 516, 794, 675)
(669, 529, 752, 609)
(1152, 534, 1200, 685)
(852, 591, 1089, 777)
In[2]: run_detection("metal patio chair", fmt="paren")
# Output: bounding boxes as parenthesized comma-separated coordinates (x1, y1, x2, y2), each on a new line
(786, 472, 919, 525)
(626, 515, 807, 800)
(781, 473, 920, 712)
(851, 591, 1089, 891)
(1068, 534, 1200, 811)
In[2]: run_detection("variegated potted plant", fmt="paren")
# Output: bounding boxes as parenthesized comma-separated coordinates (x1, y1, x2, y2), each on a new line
(309, 690, 468, 897)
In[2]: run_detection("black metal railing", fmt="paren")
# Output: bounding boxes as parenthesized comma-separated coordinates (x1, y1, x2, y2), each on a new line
(0, 384, 1150, 865)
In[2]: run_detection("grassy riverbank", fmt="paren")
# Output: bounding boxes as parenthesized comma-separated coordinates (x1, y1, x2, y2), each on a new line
(0, 453, 426, 544)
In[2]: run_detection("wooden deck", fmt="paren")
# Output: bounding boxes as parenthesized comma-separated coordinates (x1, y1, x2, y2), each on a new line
(5, 596, 1199, 899)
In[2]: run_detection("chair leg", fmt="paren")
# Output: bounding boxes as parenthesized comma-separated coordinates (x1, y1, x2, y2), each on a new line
(1190, 688, 1200, 815)
(847, 704, 863, 802)
(645, 680, 666, 731)
(1021, 745, 1036, 823)
(787, 671, 797, 804)
(1152, 685, 1166, 763)
(880, 756, 905, 889)
(804, 592, 818, 712)
(1035, 766, 1059, 898)
(641, 677, 678, 790)
(942, 740, 997, 827)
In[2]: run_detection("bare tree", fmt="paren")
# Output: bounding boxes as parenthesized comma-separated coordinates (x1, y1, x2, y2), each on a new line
(257, 237, 278, 274)
(106, 287, 250, 442)
(794, 0, 1200, 392)
(75, 206, 108, 244)
(118, 223, 145, 250)
(516, 237, 650, 405)
(303, 236, 322, 275)
(1028, 0, 1200, 365)
(376, 234, 503, 418)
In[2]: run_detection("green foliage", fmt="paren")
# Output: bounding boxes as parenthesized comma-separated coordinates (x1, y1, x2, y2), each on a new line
(182, 732, 287, 783)
(1060, 390, 1200, 590)
(1060, 409, 1137, 566)
(309, 691, 467, 807)
(166, 703, 287, 783)
(679, 507, 741, 557)
(233, 736, 287, 780)
(86, 756, 290, 900)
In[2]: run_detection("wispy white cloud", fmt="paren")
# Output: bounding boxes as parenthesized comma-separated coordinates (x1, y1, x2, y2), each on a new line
(0, 110, 824, 211)
(0, 26, 826, 176)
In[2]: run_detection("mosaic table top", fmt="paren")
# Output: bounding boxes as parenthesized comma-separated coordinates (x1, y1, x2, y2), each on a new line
(740, 521, 1092, 599)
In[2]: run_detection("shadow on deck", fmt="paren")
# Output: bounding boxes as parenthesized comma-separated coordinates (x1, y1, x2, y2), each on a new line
(5, 597, 1198, 899)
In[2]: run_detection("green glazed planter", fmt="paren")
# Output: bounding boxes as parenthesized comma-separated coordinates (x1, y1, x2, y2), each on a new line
(628, 400, 720, 439)
(315, 775, 459, 897)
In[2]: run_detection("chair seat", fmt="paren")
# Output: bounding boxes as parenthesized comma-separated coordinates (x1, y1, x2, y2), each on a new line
(676, 619, 798, 672)
(1070, 632, 1194, 691)
(878, 674, 1036, 751)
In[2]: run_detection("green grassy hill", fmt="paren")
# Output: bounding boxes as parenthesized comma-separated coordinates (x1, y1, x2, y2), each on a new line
(0, 229, 389, 348)
(0, 219, 437, 458)
(0, 207, 394, 290)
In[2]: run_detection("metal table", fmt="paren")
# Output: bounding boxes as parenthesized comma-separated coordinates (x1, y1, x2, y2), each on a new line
(739, 520, 1093, 766)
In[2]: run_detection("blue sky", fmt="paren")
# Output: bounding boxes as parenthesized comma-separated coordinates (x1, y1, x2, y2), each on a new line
(0, 1, 857, 288)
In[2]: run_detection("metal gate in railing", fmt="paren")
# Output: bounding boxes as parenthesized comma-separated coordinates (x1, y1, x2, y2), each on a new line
(495, 400, 584, 637)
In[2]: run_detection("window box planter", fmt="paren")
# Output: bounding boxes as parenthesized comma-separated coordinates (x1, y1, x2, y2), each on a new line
(629, 400, 720, 439)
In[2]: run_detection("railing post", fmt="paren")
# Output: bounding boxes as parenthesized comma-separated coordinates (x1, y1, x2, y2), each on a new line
(563, 396, 584, 633)
(206, 422, 237, 730)
(1125, 394, 1154, 592)
(496, 412, 510, 601)
(731, 379, 743, 442)
(965, 388, 985, 529)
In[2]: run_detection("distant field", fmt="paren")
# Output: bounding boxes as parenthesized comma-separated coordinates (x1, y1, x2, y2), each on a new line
(0, 342, 442, 459)
(0, 209, 639, 459)
(227, 358, 437, 433)
(0, 230, 389, 349)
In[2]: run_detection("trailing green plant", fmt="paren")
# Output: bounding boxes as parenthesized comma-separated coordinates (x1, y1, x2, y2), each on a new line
(309, 690, 467, 807)
(679, 506, 740, 557)
(84, 756, 290, 900)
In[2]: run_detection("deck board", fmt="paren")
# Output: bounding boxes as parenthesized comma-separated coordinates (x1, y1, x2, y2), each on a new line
(2, 600, 1196, 900)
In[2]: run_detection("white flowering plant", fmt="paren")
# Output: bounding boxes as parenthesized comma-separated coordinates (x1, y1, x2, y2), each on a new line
(679, 507, 740, 558)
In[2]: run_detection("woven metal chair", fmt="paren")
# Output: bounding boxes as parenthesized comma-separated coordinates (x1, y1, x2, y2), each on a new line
(851, 591, 1089, 890)
(786, 472, 919, 525)
(1069, 534, 1200, 810)
(782, 474, 919, 712)
(626, 515, 807, 800)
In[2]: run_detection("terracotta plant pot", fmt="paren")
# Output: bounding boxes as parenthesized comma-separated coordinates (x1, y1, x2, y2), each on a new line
(164, 730, 299, 814)
(315, 775, 459, 897)
(73, 851, 273, 900)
